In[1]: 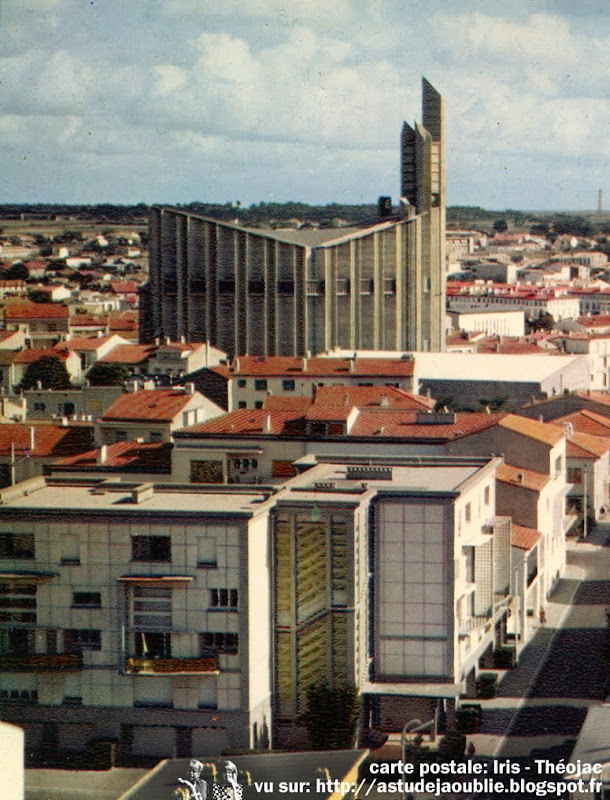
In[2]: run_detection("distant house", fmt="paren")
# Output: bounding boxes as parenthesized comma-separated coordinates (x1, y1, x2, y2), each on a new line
(2, 302, 70, 348)
(0, 422, 94, 486)
(96, 385, 224, 445)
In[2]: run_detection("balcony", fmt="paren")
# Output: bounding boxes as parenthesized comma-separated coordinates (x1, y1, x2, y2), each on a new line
(458, 614, 492, 635)
(124, 656, 219, 675)
(0, 652, 83, 671)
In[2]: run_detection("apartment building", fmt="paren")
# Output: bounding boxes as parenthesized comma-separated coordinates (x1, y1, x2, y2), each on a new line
(0, 477, 276, 759)
(196, 355, 416, 412)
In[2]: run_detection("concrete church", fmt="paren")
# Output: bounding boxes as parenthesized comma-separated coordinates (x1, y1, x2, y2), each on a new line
(141, 78, 446, 356)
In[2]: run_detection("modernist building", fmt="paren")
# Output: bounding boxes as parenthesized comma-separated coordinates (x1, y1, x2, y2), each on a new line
(0, 455, 522, 759)
(142, 79, 446, 356)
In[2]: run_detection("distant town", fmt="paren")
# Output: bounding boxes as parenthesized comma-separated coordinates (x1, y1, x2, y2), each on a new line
(1, 81, 608, 800)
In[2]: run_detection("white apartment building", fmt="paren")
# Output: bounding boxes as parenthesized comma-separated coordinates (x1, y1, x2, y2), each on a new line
(0, 477, 275, 760)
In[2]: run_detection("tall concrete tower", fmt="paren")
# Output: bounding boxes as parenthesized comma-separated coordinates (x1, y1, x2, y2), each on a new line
(401, 78, 446, 352)
(598, 189, 603, 214)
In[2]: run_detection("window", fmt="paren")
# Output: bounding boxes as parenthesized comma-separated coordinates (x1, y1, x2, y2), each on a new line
(465, 503, 472, 522)
(209, 588, 238, 610)
(484, 486, 490, 505)
(0, 583, 36, 624)
(200, 632, 238, 655)
(64, 629, 101, 652)
(254, 379, 268, 392)
(238, 401, 247, 409)
(115, 430, 127, 442)
(72, 592, 101, 608)
(567, 467, 582, 484)
(135, 631, 171, 658)
(0, 533, 35, 560)
(282, 379, 295, 391)
(0, 689, 37, 704)
(554, 455, 563, 479)
(237, 379, 247, 388)
(131, 535, 171, 562)
(149, 431, 162, 443)
(190, 459, 223, 484)
(33, 402, 46, 412)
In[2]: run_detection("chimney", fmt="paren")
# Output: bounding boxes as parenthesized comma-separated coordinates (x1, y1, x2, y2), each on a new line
(98, 444, 108, 465)
(61, 416, 68, 427)
(180, 335, 185, 344)
(380, 394, 389, 407)
(263, 414, 272, 434)
(516, 472, 524, 484)
(165, 336, 170, 345)
(302, 357, 308, 371)
(184, 382, 195, 395)
(348, 358, 355, 373)
(36, 380, 42, 391)
(29, 426, 35, 450)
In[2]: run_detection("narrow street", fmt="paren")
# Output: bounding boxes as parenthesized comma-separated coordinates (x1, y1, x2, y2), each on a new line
(464, 526, 609, 759)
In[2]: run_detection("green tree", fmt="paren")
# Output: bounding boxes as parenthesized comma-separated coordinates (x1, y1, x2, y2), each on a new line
(3, 263, 30, 281)
(87, 362, 131, 386)
(303, 683, 360, 750)
(492, 219, 508, 233)
(19, 356, 71, 390)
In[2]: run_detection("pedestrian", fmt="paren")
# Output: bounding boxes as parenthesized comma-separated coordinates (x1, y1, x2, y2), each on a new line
(539, 608, 546, 625)
(466, 741, 476, 758)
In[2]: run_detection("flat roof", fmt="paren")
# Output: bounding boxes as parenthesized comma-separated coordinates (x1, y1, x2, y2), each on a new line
(414, 351, 583, 383)
(278, 458, 495, 504)
(0, 478, 275, 517)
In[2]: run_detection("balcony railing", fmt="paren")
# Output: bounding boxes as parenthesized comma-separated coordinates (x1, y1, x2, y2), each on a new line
(458, 614, 492, 635)
(0, 652, 83, 671)
(124, 656, 219, 675)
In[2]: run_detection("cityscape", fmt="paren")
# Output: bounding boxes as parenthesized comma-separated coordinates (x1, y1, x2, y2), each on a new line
(1, 3, 610, 800)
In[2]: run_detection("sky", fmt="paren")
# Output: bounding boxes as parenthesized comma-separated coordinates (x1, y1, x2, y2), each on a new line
(1, 0, 608, 210)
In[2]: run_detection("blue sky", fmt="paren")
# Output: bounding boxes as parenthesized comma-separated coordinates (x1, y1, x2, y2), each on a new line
(1, 0, 608, 209)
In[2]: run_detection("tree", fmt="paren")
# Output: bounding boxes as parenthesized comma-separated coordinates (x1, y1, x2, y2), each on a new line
(303, 683, 360, 750)
(2, 263, 29, 281)
(19, 356, 71, 390)
(87, 362, 131, 386)
(492, 219, 508, 234)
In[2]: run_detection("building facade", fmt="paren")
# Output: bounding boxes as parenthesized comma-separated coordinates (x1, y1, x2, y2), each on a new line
(142, 79, 446, 356)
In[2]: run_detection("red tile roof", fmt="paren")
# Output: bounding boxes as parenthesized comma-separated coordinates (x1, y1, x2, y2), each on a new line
(184, 409, 305, 436)
(496, 463, 549, 492)
(565, 431, 610, 459)
(100, 389, 197, 422)
(577, 315, 610, 328)
(305, 404, 353, 422)
(313, 385, 433, 409)
(55, 441, 172, 472)
(13, 348, 71, 364)
(499, 414, 564, 446)
(262, 396, 313, 413)
(210, 355, 414, 379)
(552, 410, 610, 438)
(349, 410, 506, 439)
(4, 302, 69, 320)
(109, 281, 138, 294)
(511, 524, 542, 551)
(97, 344, 155, 365)
(0, 423, 94, 458)
(54, 336, 115, 352)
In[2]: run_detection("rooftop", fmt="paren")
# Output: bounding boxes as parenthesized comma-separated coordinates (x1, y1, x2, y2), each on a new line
(100, 388, 199, 423)
(511, 523, 542, 551)
(498, 414, 564, 446)
(3, 302, 69, 320)
(496, 463, 549, 492)
(210, 355, 414, 379)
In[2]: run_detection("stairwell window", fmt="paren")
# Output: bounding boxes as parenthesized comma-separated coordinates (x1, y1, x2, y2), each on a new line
(131, 535, 171, 562)
(209, 588, 238, 610)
